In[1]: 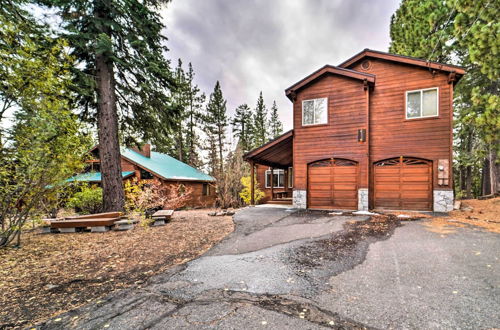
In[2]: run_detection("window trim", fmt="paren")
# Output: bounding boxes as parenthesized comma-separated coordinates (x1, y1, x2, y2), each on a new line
(405, 87, 439, 120)
(265, 169, 285, 188)
(302, 97, 328, 126)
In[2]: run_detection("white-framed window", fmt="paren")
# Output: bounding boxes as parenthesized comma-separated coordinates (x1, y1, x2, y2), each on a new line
(302, 97, 328, 126)
(288, 167, 293, 188)
(406, 87, 439, 119)
(265, 169, 284, 188)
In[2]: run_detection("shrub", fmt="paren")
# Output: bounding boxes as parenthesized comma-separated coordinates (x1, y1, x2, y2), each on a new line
(67, 185, 103, 214)
(124, 178, 193, 213)
(239, 176, 265, 205)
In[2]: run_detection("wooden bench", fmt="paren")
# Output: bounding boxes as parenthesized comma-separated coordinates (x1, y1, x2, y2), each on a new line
(50, 217, 120, 233)
(151, 210, 174, 226)
(64, 212, 122, 220)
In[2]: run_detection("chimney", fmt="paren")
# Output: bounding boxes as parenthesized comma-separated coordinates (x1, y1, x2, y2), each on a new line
(133, 143, 151, 158)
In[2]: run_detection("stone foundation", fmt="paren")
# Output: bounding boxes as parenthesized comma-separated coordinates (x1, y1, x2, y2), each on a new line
(433, 190, 454, 212)
(293, 190, 307, 209)
(91, 226, 110, 233)
(358, 188, 369, 211)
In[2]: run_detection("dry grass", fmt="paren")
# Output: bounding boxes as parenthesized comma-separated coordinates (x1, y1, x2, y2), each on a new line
(0, 209, 234, 329)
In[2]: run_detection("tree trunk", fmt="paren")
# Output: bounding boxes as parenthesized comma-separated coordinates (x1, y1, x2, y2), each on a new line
(481, 156, 491, 196)
(218, 129, 224, 175)
(465, 165, 472, 198)
(95, 2, 125, 212)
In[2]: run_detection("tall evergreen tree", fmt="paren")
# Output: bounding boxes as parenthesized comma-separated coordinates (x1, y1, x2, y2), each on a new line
(231, 104, 253, 151)
(184, 63, 205, 167)
(389, 0, 499, 196)
(252, 91, 268, 147)
(172, 59, 188, 162)
(268, 101, 283, 138)
(38, 0, 180, 211)
(203, 81, 228, 176)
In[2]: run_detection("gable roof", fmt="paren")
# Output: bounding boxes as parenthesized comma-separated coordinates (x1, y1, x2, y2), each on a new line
(67, 171, 135, 183)
(338, 48, 466, 76)
(285, 65, 375, 100)
(121, 149, 215, 182)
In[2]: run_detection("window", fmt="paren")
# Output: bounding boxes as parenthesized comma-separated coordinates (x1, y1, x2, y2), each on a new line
(302, 97, 327, 125)
(265, 169, 284, 188)
(140, 169, 154, 180)
(288, 167, 293, 188)
(406, 88, 438, 119)
(202, 183, 210, 196)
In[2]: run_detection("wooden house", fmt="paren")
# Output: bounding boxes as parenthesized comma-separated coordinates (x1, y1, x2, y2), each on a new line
(68, 144, 216, 208)
(244, 49, 465, 212)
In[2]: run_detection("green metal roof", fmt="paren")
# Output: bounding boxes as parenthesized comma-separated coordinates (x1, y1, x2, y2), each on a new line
(66, 171, 134, 183)
(121, 149, 215, 182)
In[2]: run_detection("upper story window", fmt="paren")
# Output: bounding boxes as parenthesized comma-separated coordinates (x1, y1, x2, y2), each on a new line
(302, 97, 327, 126)
(406, 87, 438, 119)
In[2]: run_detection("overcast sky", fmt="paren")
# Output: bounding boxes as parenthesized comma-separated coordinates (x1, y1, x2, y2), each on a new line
(161, 0, 401, 133)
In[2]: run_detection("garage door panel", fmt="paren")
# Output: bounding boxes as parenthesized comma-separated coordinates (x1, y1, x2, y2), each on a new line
(333, 190, 357, 199)
(375, 191, 400, 199)
(375, 168, 400, 175)
(374, 158, 432, 211)
(308, 159, 358, 210)
(375, 184, 400, 191)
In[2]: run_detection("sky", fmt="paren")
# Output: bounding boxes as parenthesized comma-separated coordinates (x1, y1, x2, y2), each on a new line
(160, 0, 401, 133)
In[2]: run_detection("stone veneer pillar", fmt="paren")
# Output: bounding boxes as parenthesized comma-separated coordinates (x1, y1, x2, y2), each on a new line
(293, 190, 307, 209)
(358, 188, 369, 211)
(433, 190, 454, 212)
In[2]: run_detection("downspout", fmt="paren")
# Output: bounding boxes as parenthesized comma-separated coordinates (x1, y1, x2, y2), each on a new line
(364, 79, 371, 210)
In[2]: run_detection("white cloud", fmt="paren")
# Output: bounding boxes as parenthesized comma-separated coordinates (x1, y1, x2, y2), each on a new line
(160, 0, 401, 132)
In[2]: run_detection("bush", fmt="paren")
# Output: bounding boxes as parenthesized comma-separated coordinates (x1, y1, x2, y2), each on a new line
(67, 185, 103, 214)
(239, 176, 265, 205)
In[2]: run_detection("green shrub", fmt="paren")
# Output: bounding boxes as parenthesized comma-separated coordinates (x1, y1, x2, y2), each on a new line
(67, 184, 103, 214)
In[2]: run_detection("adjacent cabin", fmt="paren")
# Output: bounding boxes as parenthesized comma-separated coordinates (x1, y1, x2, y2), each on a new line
(68, 144, 216, 208)
(244, 49, 465, 212)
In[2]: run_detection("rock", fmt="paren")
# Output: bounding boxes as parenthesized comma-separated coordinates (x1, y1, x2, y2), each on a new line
(453, 201, 461, 210)
(208, 212, 217, 216)
(352, 210, 379, 216)
(225, 211, 235, 216)
(215, 212, 226, 216)
(45, 284, 59, 291)
(397, 214, 411, 219)
(329, 212, 343, 216)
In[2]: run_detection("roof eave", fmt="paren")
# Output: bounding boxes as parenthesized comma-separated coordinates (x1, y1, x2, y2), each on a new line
(339, 49, 466, 75)
(284, 65, 375, 100)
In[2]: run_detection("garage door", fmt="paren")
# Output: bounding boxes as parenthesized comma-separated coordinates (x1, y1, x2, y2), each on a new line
(373, 157, 432, 210)
(308, 159, 358, 210)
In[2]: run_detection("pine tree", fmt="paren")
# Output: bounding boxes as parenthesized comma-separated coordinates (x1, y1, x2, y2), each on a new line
(231, 104, 253, 151)
(252, 91, 268, 147)
(38, 0, 180, 211)
(389, 0, 499, 196)
(184, 63, 205, 168)
(172, 59, 188, 162)
(268, 101, 283, 138)
(203, 81, 228, 176)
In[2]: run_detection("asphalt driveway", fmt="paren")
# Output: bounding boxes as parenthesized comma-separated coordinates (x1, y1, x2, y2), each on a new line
(38, 207, 499, 329)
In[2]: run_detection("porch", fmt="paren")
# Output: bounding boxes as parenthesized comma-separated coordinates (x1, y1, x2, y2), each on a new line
(243, 130, 294, 205)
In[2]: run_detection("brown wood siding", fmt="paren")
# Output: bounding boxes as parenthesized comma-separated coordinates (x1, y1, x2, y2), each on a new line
(162, 181, 216, 208)
(293, 74, 368, 192)
(349, 58, 453, 194)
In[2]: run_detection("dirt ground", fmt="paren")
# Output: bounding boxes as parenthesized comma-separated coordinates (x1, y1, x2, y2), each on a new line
(423, 197, 500, 234)
(0, 209, 234, 329)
